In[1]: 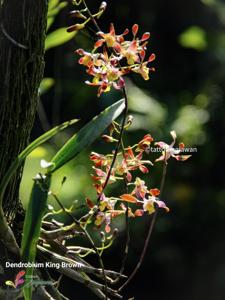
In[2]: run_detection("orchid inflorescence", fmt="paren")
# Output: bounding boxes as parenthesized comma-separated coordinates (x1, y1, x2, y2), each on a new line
(68, 2, 155, 96)
(86, 127, 190, 233)
(76, 23, 155, 96)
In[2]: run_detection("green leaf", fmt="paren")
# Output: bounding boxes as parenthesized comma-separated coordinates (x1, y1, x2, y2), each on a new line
(48, 1, 67, 15)
(49, 99, 125, 173)
(39, 77, 55, 95)
(21, 175, 51, 300)
(47, 17, 55, 32)
(0, 119, 79, 206)
(47, 1, 67, 31)
(48, 0, 59, 11)
(45, 27, 77, 50)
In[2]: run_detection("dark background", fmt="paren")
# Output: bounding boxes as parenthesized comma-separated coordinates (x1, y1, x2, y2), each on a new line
(22, 0, 225, 299)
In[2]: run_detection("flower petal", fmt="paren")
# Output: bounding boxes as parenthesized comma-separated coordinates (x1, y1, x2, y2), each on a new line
(148, 53, 156, 62)
(149, 188, 160, 196)
(15, 279, 25, 288)
(139, 165, 149, 174)
(134, 209, 144, 217)
(155, 141, 169, 149)
(15, 270, 26, 282)
(132, 24, 139, 37)
(86, 198, 95, 208)
(141, 32, 150, 41)
(155, 154, 165, 162)
(174, 155, 192, 161)
(126, 171, 132, 182)
(155, 200, 170, 212)
(170, 130, 177, 146)
(179, 142, 185, 149)
(94, 39, 104, 48)
(105, 224, 111, 233)
(120, 194, 138, 203)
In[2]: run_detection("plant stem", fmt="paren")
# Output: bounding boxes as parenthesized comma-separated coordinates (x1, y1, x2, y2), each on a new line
(98, 87, 128, 202)
(82, 0, 101, 32)
(111, 137, 130, 284)
(118, 160, 168, 291)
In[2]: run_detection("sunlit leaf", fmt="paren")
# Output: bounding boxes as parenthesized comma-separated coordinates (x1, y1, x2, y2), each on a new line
(49, 99, 125, 173)
(47, 1, 67, 31)
(47, 17, 55, 32)
(45, 27, 77, 50)
(21, 176, 51, 300)
(48, 0, 59, 11)
(39, 78, 54, 95)
(29, 146, 48, 158)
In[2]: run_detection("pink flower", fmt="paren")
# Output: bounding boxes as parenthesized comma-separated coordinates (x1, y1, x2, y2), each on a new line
(143, 188, 169, 214)
(131, 177, 148, 200)
(155, 131, 191, 163)
(92, 166, 116, 185)
(120, 179, 169, 216)
(99, 193, 116, 211)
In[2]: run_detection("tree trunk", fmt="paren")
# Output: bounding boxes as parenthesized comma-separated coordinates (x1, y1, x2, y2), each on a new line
(0, 0, 47, 292)
(0, 0, 48, 221)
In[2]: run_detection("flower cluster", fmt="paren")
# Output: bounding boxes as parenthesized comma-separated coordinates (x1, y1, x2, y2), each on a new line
(86, 130, 191, 232)
(120, 177, 169, 216)
(90, 133, 154, 191)
(75, 23, 155, 96)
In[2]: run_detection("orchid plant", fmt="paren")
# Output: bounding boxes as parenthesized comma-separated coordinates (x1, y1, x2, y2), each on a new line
(61, 0, 191, 297)
(0, 1, 191, 299)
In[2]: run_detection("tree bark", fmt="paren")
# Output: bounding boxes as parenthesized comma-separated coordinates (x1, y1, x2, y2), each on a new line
(0, 0, 48, 291)
(0, 0, 48, 221)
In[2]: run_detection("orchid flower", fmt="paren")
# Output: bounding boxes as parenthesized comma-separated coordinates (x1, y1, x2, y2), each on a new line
(155, 131, 191, 163)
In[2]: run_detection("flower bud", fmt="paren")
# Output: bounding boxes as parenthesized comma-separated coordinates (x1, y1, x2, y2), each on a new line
(96, 2, 107, 19)
(100, 231, 106, 242)
(102, 135, 118, 143)
(69, 10, 87, 20)
(109, 123, 115, 136)
(99, 1, 107, 12)
(113, 228, 118, 238)
(67, 23, 85, 33)
(127, 115, 134, 125)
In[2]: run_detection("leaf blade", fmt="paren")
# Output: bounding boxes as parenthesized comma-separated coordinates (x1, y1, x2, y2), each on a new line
(50, 99, 125, 173)
(21, 176, 51, 300)
(45, 27, 77, 50)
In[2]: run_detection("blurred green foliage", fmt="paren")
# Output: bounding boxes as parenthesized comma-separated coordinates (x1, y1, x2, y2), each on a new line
(178, 26, 207, 51)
